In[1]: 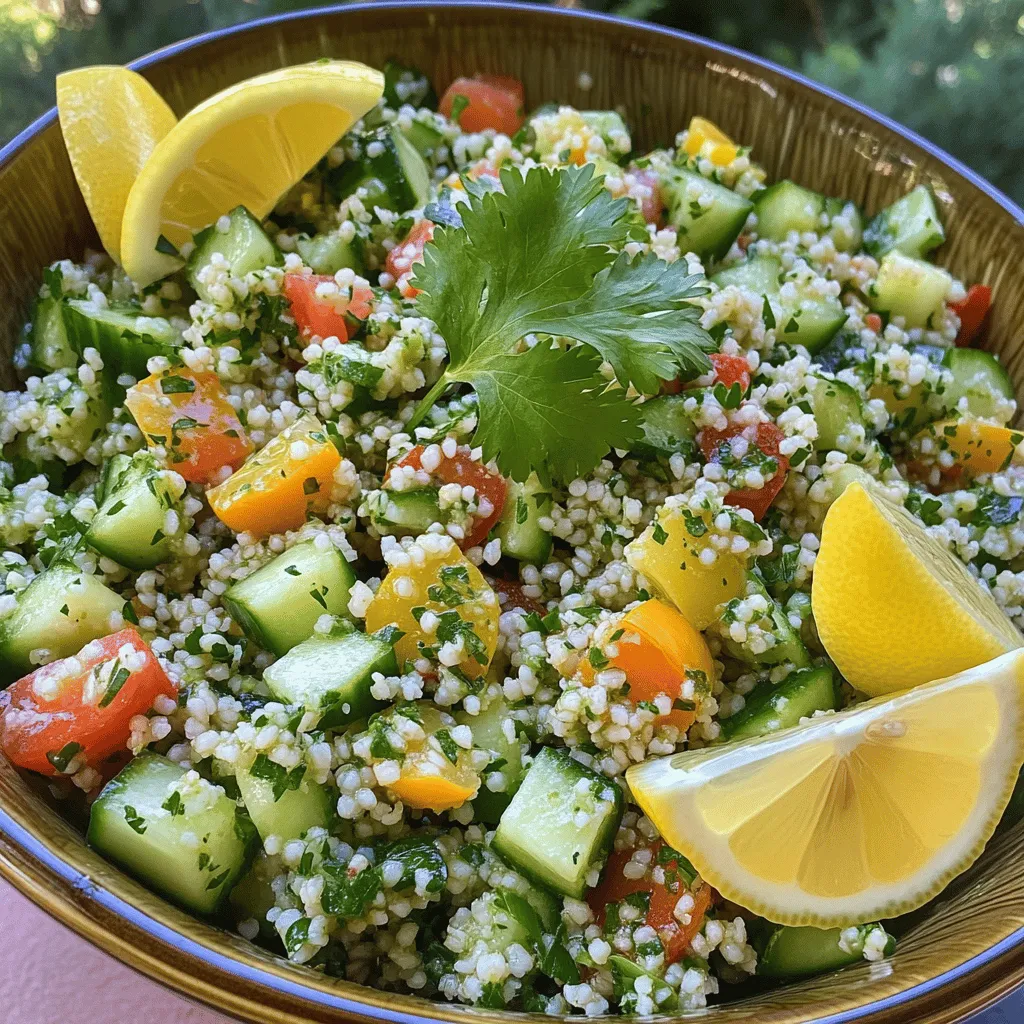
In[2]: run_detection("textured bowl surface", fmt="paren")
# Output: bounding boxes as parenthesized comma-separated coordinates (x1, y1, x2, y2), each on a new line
(2, 4, 1024, 1023)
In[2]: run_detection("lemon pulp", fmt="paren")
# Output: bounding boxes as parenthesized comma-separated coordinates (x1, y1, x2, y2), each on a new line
(627, 649, 1024, 926)
(120, 60, 383, 286)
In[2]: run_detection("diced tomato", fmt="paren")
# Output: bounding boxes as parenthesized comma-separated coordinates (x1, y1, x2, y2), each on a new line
(439, 74, 525, 136)
(630, 169, 665, 226)
(950, 284, 992, 347)
(486, 575, 546, 616)
(708, 352, 752, 393)
(392, 445, 508, 549)
(700, 419, 789, 521)
(385, 220, 435, 299)
(0, 628, 176, 776)
(864, 313, 883, 334)
(125, 368, 252, 485)
(588, 842, 713, 964)
(283, 273, 373, 341)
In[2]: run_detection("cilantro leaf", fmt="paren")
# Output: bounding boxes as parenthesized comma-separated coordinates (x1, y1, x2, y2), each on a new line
(409, 164, 712, 482)
(467, 341, 642, 484)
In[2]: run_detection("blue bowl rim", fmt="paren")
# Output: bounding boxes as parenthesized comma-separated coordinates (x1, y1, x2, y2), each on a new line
(0, 2, 1022, 1021)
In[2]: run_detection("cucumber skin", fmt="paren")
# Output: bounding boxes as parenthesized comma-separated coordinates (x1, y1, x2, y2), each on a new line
(495, 475, 553, 567)
(721, 665, 838, 741)
(663, 167, 752, 263)
(757, 925, 863, 979)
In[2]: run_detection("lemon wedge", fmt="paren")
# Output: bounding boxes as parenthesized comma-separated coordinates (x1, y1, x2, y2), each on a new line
(120, 60, 384, 286)
(56, 66, 177, 263)
(628, 648, 1024, 927)
(812, 481, 1020, 696)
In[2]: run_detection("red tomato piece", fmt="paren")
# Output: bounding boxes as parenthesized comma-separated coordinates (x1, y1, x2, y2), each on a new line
(588, 842, 713, 965)
(126, 368, 252, 485)
(0, 628, 176, 776)
(630, 168, 665, 226)
(392, 445, 508, 549)
(863, 313, 883, 334)
(283, 273, 373, 341)
(950, 283, 992, 347)
(486, 575, 546, 617)
(385, 220, 435, 299)
(700, 419, 789, 521)
(708, 352, 752, 393)
(439, 75, 525, 136)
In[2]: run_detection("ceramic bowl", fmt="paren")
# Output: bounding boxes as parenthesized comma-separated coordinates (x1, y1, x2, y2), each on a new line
(2, 3, 1024, 1022)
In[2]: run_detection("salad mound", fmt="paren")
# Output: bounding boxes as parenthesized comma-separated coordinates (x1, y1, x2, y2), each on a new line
(1, 58, 1022, 1015)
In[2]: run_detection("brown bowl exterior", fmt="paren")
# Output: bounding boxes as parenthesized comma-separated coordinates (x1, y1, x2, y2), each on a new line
(2, 4, 1024, 1022)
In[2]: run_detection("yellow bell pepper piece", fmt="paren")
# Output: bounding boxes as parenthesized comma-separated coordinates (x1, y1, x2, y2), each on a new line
(625, 506, 746, 630)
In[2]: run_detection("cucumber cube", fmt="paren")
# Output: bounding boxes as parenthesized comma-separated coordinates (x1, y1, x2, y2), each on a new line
(88, 752, 256, 914)
(223, 540, 358, 656)
(263, 621, 398, 729)
(493, 746, 623, 898)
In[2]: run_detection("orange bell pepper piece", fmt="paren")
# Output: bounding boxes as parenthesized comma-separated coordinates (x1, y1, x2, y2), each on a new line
(206, 413, 340, 536)
(125, 368, 251, 484)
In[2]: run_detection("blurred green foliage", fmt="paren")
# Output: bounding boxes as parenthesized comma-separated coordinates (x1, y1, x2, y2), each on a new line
(2, 0, 1024, 205)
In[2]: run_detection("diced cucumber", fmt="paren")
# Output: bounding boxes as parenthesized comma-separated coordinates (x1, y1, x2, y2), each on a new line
(493, 746, 623, 898)
(824, 198, 864, 253)
(96, 452, 131, 506)
(236, 763, 333, 842)
(582, 110, 630, 156)
(864, 184, 945, 260)
(0, 562, 124, 685)
(869, 251, 952, 329)
(296, 232, 362, 275)
(404, 119, 446, 158)
(364, 124, 432, 212)
(809, 377, 866, 451)
(941, 347, 1015, 419)
(30, 296, 77, 372)
(721, 573, 810, 669)
(757, 922, 893, 979)
(262, 619, 398, 730)
(382, 59, 437, 110)
(367, 487, 443, 536)
(495, 473, 552, 566)
(229, 855, 278, 940)
(711, 253, 782, 294)
(63, 300, 180, 382)
(721, 665, 838, 741)
(663, 168, 753, 262)
(753, 180, 826, 241)
(87, 752, 256, 915)
(85, 451, 185, 570)
(778, 296, 849, 353)
(187, 206, 282, 302)
(459, 698, 524, 824)
(223, 540, 357, 657)
(632, 395, 700, 464)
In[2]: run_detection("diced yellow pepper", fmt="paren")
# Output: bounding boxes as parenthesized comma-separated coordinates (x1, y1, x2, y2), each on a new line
(914, 418, 1024, 480)
(384, 702, 481, 811)
(365, 538, 499, 679)
(683, 116, 739, 167)
(625, 506, 746, 630)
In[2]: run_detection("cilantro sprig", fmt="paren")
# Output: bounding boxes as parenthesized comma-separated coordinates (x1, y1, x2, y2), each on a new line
(408, 164, 713, 483)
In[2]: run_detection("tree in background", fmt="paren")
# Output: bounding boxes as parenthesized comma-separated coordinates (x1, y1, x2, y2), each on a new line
(2, 0, 1024, 206)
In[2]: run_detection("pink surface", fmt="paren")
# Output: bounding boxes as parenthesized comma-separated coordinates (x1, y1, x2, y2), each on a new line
(0, 878, 233, 1024)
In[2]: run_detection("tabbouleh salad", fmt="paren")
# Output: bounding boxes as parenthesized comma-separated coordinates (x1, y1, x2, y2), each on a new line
(0, 59, 1020, 1015)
